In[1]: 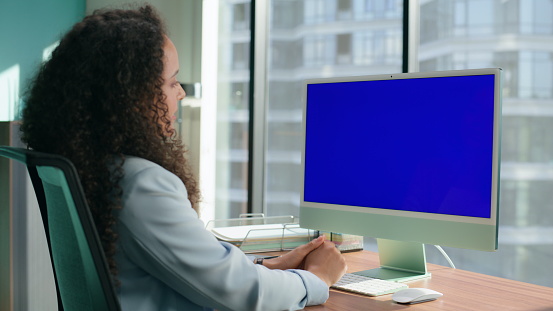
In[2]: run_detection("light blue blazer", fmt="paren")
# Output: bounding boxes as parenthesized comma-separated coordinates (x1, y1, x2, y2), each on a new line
(114, 157, 329, 311)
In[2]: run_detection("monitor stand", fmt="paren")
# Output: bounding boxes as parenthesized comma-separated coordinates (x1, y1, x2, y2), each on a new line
(352, 238, 431, 282)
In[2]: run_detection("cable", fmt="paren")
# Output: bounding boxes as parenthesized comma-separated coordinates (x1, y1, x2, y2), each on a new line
(433, 245, 456, 269)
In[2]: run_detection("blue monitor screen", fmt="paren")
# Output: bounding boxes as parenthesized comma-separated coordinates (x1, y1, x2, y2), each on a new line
(304, 74, 496, 218)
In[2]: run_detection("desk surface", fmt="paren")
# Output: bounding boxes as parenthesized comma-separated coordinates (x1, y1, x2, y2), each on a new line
(296, 250, 553, 311)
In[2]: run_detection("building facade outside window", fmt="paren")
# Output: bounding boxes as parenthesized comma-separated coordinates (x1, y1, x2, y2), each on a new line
(216, 0, 553, 287)
(216, 0, 252, 217)
(418, 0, 553, 287)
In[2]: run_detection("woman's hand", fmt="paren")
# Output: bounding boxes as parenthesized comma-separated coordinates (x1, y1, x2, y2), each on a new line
(261, 235, 347, 286)
(303, 240, 347, 287)
(262, 236, 326, 270)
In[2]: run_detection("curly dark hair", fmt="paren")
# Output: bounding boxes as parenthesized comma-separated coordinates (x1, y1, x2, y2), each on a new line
(20, 5, 201, 279)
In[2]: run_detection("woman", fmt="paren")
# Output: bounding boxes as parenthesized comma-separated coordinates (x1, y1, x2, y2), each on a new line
(21, 5, 346, 311)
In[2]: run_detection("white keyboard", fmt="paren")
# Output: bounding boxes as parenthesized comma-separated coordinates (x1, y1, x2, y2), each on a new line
(332, 273, 408, 296)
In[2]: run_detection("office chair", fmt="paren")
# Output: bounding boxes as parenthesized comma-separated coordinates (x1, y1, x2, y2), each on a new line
(0, 146, 120, 311)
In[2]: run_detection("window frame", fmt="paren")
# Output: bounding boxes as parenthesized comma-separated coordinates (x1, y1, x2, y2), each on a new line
(247, 0, 415, 214)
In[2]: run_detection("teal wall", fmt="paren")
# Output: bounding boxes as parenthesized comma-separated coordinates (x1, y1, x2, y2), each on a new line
(0, 0, 86, 121)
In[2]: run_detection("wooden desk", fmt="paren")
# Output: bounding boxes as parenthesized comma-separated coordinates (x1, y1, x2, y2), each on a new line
(301, 250, 553, 311)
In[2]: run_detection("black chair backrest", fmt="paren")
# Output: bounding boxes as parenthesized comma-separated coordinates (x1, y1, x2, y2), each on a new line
(0, 146, 120, 311)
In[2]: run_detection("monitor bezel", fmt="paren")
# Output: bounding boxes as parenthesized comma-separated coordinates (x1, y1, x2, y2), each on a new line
(300, 68, 502, 230)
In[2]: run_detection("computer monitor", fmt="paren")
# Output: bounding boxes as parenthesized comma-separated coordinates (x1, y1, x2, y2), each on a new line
(299, 68, 502, 282)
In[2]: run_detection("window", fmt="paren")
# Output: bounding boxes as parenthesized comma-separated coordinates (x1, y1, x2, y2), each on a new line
(272, 0, 302, 29)
(305, 0, 334, 25)
(521, 0, 553, 34)
(232, 42, 250, 70)
(337, 0, 353, 20)
(230, 82, 249, 110)
(213, 0, 252, 219)
(265, 0, 402, 219)
(467, 0, 494, 35)
(303, 35, 335, 67)
(497, 0, 519, 34)
(336, 33, 352, 64)
(418, 0, 553, 287)
(502, 117, 553, 163)
(216, 0, 553, 288)
(519, 52, 553, 99)
(271, 40, 302, 69)
(351, 30, 400, 66)
(233, 3, 251, 31)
